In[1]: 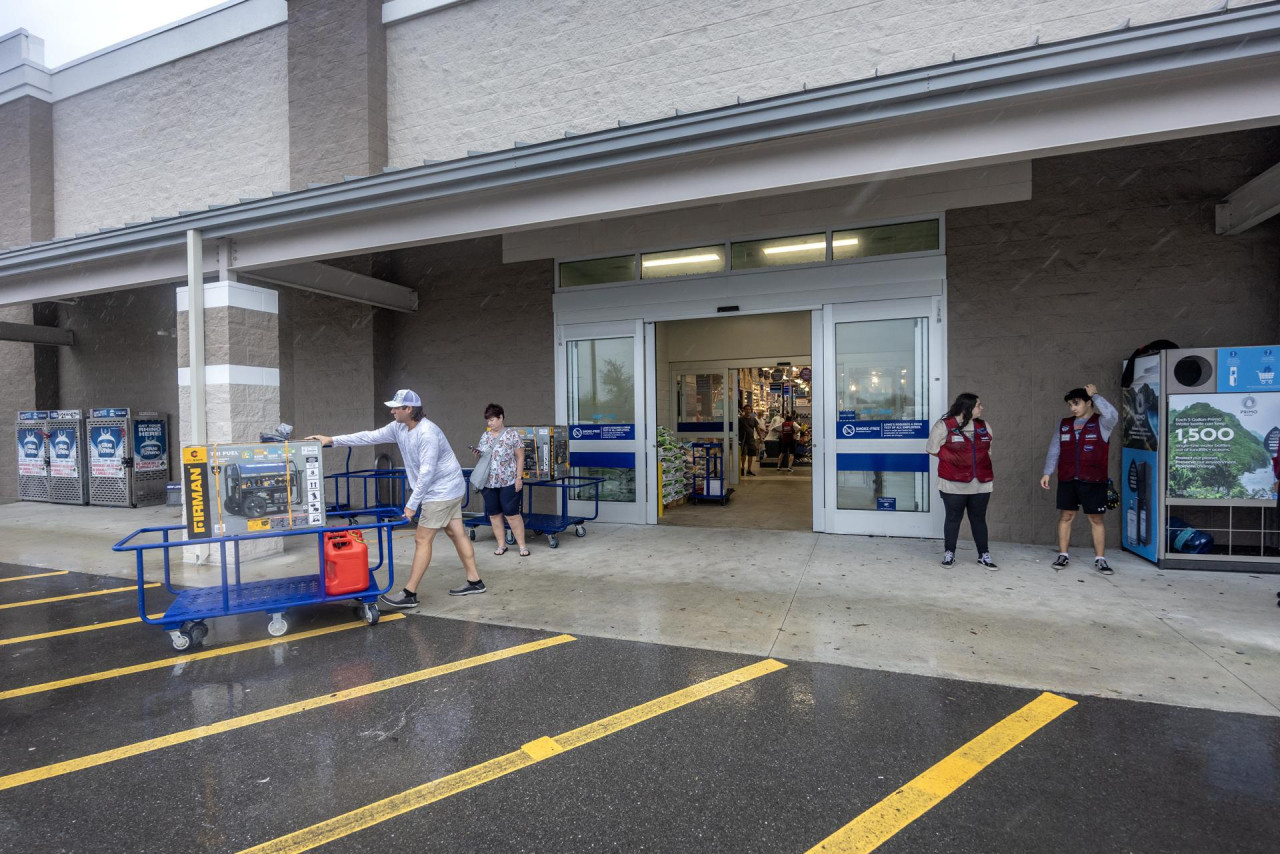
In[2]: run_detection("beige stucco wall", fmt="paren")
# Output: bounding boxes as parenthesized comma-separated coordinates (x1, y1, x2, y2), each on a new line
(52, 25, 290, 239)
(386, 0, 1272, 163)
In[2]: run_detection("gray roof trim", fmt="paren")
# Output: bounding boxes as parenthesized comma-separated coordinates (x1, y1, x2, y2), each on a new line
(3, 1, 1279, 279)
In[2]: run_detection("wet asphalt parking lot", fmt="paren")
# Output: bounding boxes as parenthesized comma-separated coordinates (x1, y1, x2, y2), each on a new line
(2, 563, 1279, 854)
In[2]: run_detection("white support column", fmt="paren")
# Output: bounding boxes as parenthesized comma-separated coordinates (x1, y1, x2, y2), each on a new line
(186, 230, 207, 446)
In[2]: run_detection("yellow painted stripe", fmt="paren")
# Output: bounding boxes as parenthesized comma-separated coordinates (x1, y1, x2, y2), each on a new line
(0, 570, 70, 583)
(0, 633, 574, 792)
(0, 613, 406, 701)
(240, 657, 788, 854)
(0, 613, 166, 647)
(0, 582, 159, 610)
(807, 692, 1077, 854)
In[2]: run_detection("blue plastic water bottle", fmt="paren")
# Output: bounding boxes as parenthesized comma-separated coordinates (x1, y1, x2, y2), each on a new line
(1167, 516, 1213, 554)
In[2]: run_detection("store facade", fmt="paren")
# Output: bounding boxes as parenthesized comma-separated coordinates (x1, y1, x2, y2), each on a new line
(1, 0, 1278, 547)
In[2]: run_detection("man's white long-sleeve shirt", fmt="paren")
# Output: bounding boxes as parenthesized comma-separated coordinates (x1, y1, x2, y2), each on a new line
(332, 418, 465, 510)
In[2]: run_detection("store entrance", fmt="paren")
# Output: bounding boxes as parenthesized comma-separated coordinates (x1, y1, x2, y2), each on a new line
(655, 312, 815, 531)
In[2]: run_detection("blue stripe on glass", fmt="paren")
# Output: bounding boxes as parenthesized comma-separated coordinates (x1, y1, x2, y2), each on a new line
(570, 452, 636, 469)
(835, 453, 930, 473)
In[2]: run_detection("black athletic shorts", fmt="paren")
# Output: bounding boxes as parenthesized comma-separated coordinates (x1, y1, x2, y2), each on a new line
(1057, 480, 1107, 515)
(481, 484, 522, 517)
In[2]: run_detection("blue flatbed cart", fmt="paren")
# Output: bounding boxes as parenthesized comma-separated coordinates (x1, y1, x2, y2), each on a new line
(113, 517, 405, 651)
(689, 441, 734, 505)
(464, 475, 605, 549)
(326, 449, 473, 522)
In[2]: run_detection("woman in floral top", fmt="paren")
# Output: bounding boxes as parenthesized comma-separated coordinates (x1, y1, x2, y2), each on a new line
(473, 403, 529, 555)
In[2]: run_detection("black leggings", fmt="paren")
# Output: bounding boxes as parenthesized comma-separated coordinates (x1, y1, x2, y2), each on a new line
(940, 491, 991, 554)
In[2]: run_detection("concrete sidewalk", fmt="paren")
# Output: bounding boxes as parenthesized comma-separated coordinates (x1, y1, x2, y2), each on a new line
(5, 501, 1278, 717)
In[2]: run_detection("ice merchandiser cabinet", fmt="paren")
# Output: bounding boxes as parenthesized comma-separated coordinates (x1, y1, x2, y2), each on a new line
(86, 409, 170, 507)
(1122, 346, 1280, 571)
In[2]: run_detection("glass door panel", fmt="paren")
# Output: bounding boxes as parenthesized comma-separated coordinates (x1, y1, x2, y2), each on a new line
(824, 299, 943, 536)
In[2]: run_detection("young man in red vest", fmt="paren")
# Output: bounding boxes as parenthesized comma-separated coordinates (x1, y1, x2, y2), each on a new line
(1039, 383, 1118, 574)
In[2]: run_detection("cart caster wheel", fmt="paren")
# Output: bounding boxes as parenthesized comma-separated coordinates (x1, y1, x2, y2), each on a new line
(189, 621, 209, 646)
(506, 530, 516, 546)
(267, 615, 289, 637)
(361, 603, 380, 626)
(170, 630, 192, 651)
(467, 528, 476, 541)
(548, 535, 559, 549)
(575, 525, 586, 538)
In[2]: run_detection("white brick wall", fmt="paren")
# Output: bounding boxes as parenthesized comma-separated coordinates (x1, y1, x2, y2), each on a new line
(387, 0, 1270, 164)
(52, 25, 290, 239)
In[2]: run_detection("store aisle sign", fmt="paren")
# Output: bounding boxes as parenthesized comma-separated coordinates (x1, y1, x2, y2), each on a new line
(1218, 346, 1278, 392)
(570, 424, 635, 441)
(89, 426, 125, 477)
(835, 419, 929, 439)
(134, 420, 167, 472)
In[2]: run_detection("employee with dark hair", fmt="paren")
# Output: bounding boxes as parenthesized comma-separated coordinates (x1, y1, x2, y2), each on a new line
(473, 403, 529, 556)
(926, 392, 997, 569)
(305, 388, 486, 609)
(1040, 382, 1119, 574)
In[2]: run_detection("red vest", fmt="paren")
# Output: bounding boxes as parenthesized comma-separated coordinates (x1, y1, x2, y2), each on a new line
(1057, 413, 1109, 482)
(937, 416, 993, 483)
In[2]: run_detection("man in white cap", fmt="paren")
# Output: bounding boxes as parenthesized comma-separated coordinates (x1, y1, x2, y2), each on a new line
(306, 388, 485, 609)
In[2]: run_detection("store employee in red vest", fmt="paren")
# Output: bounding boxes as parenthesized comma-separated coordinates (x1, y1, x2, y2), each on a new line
(1040, 383, 1119, 575)
(927, 392, 997, 569)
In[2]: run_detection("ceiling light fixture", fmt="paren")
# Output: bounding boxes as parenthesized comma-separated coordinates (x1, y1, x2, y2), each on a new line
(762, 241, 825, 255)
(832, 237, 861, 248)
(641, 253, 721, 268)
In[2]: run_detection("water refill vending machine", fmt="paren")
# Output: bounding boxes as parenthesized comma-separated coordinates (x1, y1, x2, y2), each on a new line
(15, 411, 49, 502)
(86, 409, 170, 507)
(1122, 346, 1280, 571)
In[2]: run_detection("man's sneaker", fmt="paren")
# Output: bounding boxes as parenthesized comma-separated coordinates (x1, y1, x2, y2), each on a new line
(1052, 553, 1069, 570)
(941, 550, 955, 567)
(977, 553, 998, 569)
(378, 590, 419, 611)
(449, 579, 487, 596)
(1094, 557, 1114, 575)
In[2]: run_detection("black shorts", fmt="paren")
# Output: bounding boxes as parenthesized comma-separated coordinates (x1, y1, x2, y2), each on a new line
(1057, 480, 1107, 515)
(481, 484, 522, 516)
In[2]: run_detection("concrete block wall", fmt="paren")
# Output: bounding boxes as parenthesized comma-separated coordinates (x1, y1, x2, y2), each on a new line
(56, 283, 180, 430)
(277, 287, 378, 478)
(946, 127, 1280, 549)
(370, 237, 555, 467)
(386, 0, 1272, 163)
(52, 25, 290, 239)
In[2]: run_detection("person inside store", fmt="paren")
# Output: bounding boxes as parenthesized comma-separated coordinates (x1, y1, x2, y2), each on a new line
(305, 388, 486, 610)
(738, 405, 760, 477)
(926, 392, 997, 569)
(764, 409, 784, 461)
(1039, 382, 1119, 575)
(777, 411, 798, 472)
(472, 403, 530, 555)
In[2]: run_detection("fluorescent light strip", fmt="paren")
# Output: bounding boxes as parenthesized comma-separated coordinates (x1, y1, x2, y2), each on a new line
(641, 254, 722, 268)
(762, 241, 825, 255)
(833, 237, 861, 247)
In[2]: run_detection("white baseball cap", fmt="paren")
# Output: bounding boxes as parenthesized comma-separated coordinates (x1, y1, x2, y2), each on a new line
(384, 389, 422, 408)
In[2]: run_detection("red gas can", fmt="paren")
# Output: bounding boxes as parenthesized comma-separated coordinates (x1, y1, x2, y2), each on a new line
(324, 531, 369, 595)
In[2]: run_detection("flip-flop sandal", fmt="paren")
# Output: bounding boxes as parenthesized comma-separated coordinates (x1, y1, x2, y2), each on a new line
(519, 548, 531, 556)
(494, 547, 508, 556)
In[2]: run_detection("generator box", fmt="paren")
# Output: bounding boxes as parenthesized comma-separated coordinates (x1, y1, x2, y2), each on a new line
(181, 442, 326, 539)
(511, 425, 570, 480)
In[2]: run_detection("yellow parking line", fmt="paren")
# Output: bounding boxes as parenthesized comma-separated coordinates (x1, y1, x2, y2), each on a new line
(239, 658, 788, 854)
(0, 613, 166, 647)
(807, 692, 1078, 854)
(0, 633, 573, 792)
(0, 582, 159, 610)
(0, 613, 406, 701)
(0, 570, 70, 583)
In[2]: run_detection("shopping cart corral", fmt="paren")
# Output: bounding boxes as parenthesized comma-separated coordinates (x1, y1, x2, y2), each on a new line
(113, 518, 405, 650)
(464, 475, 605, 548)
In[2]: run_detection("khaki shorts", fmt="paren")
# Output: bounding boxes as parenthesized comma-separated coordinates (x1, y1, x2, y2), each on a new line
(417, 497, 463, 529)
